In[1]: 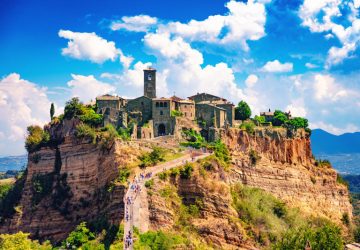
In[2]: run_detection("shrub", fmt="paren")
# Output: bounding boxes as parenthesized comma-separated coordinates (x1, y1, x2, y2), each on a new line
(25, 125, 50, 152)
(181, 128, 206, 149)
(254, 115, 266, 124)
(75, 123, 96, 143)
(117, 168, 131, 184)
(180, 163, 193, 179)
(0, 232, 52, 249)
(171, 110, 183, 117)
(235, 101, 252, 120)
(170, 167, 180, 177)
(145, 179, 154, 189)
(158, 172, 168, 181)
(207, 140, 231, 166)
(273, 223, 343, 250)
(134, 230, 187, 250)
(99, 124, 119, 149)
(64, 97, 83, 120)
(285, 117, 309, 131)
(249, 149, 261, 166)
(273, 110, 288, 126)
(79, 107, 103, 127)
(62, 222, 95, 249)
(336, 174, 349, 188)
(139, 147, 165, 168)
(315, 159, 331, 168)
(240, 121, 255, 135)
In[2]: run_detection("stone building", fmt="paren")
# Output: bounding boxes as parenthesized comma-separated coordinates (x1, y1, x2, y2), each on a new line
(95, 67, 237, 139)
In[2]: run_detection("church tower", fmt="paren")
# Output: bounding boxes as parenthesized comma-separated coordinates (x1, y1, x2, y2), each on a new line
(143, 67, 156, 99)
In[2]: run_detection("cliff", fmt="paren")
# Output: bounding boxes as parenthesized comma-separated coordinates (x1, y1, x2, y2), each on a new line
(144, 127, 352, 249)
(0, 119, 143, 243)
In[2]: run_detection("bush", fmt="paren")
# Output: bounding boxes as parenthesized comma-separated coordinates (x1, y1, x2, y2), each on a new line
(170, 168, 180, 177)
(62, 222, 96, 249)
(181, 129, 206, 149)
(254, 115, 266, 124)
(64, 97, 84, 119)
(273, 110, 288, 126)
(75, 123, 97, 143)
(139, 147, 165, 168)
(285, 117, 309, 131)
(134, 230, 188, 250)
(336, 174, 349, 188)
(273, 223, 343, 250)
(315, 159, 331, 168)
(0, 232, 52, 250)
(0, 182, 13, 200)
(341, 212, 350, 226)
(235, 101, 252, 120)
(207, 140, 231, 167)
(240, 121, 255, 135)
(158, 172, 168, 181)
(145, 179, 154, 189)
(117, 168, 131, 184)
(180, 163, 193, 179)
(99, 124, 119, 149)
(171, 110, 183, 117)
(25, 125, 50, 152)
(79, 107, 103, 127)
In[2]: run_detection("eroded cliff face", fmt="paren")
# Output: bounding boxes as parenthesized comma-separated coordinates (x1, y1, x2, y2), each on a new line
(0, 120, 142, 243)
(146, 128, 352, 249)
(223, 128, 352, 224)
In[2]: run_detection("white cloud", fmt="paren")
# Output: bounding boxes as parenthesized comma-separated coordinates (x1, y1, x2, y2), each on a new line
(113, 0, 268, 50)
(313, 74, 350, 102)
(245, 74, 258, 88)
(285, 99, 307, 117)
(305, 62, 318, 69)
(261, 60, 293, 73)
(58, 30, 132, 66)
(299, 0, 360, 67)
(67, 74, 116, 102)
(0, 73, 52, 156)
(111, 15, 158, 32)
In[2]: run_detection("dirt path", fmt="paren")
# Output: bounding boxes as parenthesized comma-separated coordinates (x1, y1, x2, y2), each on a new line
(123, 151, 211, 249)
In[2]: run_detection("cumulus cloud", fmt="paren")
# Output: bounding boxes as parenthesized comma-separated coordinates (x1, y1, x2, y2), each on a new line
(313, 74, 350, 102)
(58, 30, 132, 66)
(112, 0, 268, 50)
(299, 0, 360, 67)
(67, 74, 116, 102)
(0, 73, 52, 156)
(245, 74, 258, 88)
(111, 15, 158, 32)
(261, 60, 293, 73)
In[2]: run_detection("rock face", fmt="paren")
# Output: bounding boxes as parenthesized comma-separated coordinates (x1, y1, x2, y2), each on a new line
(224, 128, 352, 224)
(0, 120, 142, 243)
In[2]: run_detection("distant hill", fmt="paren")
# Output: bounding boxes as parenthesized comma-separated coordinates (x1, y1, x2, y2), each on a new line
(0, 155, 27, 172)
(311, 129, 360, 155)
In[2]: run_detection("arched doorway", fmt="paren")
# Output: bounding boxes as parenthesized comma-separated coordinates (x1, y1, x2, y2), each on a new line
(158, 124, 166, 136)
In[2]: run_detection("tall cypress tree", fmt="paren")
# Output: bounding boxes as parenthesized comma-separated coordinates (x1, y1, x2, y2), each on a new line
(50, 103, 55, 120)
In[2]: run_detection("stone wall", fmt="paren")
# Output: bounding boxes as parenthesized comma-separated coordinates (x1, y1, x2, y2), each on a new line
(217, 103, 234, 126)
(127, 96, 152, 125)
(177, 102, 195, 120)
(196, 103, 226, 129)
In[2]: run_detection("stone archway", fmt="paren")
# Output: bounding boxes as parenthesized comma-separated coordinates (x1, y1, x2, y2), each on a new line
(158, 124, 166, 136)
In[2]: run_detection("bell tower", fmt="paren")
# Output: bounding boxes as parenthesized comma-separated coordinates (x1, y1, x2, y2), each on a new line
(143, 67, 156, 99)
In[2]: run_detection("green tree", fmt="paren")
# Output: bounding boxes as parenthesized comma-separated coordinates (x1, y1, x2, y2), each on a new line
(235, 101, 252, 120)
(50, 103, 55, 120)
(273, 110, 288, 126)
(0, 232, 52, 250)
(64, 97, 83, 119)
(285, 117, 309, 130)
(62, 222, 95, 249)
(254, 115, 265, 124)
(25, 126, 50, 152)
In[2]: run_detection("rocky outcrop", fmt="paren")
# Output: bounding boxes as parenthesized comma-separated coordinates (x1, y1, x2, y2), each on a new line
(224, 128, 352, 225)
(0, 119, 143, 243)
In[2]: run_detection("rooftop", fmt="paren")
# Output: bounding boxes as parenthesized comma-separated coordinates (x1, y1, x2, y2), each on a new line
(96, 94, 122, 101)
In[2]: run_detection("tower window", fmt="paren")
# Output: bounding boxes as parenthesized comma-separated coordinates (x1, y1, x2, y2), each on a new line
(148, 74, 152, 80)
(164, 102, 168, 107)
(156, 102, 159, 107)
(160, 102, 164, 107)
(160, 111, 163, 115)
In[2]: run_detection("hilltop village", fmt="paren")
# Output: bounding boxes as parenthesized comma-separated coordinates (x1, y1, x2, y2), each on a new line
(96, 67, 287, 140)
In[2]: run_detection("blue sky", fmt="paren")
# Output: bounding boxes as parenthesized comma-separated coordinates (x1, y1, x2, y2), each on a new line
(1, 0, 360, 156)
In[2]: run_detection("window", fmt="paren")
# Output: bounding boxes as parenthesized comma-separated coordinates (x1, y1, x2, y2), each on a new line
(141, 102, 144, 106)
(156, 102, 159, 107)
(164, 102, 168, 107)
(160, 111, 163, 115)
(160, 102, 164, 107)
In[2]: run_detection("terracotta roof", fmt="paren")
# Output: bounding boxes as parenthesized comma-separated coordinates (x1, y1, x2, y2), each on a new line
(169, 95, 184, 102)
(260, 112, 274, 116)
